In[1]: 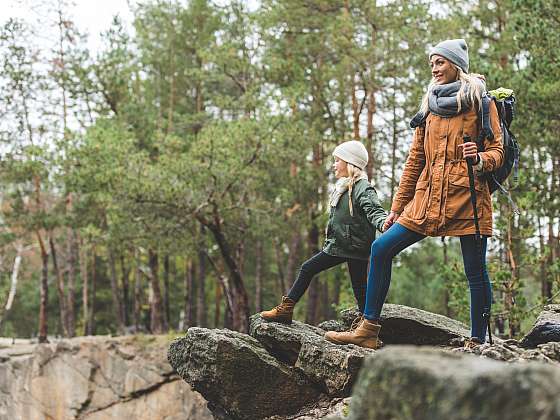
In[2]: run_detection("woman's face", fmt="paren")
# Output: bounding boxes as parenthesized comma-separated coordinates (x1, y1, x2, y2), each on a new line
(333, 157, 349, 178)
(430, 55, 458, 84)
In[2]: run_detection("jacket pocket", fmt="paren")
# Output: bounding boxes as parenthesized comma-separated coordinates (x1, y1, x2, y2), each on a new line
(349, 224, 371, 251)
(409, 180, 430, 220)
(446, 173, 484, 220)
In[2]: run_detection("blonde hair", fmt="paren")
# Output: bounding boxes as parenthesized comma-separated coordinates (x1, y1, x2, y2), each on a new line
(346, 163, 365, 217)
(420, 64, 485, 115)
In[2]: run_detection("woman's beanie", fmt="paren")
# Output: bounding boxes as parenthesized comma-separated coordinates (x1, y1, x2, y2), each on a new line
(332, 140, 368, 170)
(429, 39, 469, 73)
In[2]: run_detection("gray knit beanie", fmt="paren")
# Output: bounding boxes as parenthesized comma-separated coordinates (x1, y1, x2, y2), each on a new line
(429, 39, 469, 73)
(332, 140, 368, 170)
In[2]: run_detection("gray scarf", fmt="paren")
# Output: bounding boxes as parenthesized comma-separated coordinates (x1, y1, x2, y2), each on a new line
(410, 81, 472, 128)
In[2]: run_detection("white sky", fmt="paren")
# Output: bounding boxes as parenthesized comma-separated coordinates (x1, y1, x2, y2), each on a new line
(3, 0, 136, 52)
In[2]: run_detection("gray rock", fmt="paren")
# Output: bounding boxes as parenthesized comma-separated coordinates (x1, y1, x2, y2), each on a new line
(296, 340, 374, 396)
(250, 314, 325, 364)
(168, 327, 322, 420)
(250, 315, 375, 397)
(340, 304, 471, 345)
(347, 346, 560, 420)
(317, 320, 346, 333)
(0, 335, 211, 420)
(521, 305, 560, 348)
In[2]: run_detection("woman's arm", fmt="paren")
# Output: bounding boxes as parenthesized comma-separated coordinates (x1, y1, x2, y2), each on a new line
(391, 126, 427, 214)
(358, 186, 388, 233)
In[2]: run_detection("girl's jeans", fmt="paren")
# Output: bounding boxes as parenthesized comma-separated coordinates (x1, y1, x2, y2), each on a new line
(287, 251, 368, 313)
(363, 222, 492, 342)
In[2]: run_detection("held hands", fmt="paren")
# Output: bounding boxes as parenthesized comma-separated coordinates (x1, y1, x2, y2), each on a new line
(458, 142, 479, 163)
(383, 211, 400, 232)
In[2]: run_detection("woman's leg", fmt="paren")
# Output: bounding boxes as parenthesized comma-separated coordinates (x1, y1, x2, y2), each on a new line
(287, 251, 345, 302)
(363, 223, 425, 321)
(347, 258, 369, 314)
(460, 235, 492, 342)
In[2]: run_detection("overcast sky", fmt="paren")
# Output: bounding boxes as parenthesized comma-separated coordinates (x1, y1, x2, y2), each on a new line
(4, 0, 136, 52)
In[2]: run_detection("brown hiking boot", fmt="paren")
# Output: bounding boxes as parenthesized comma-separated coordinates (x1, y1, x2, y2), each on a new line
(260, 296, 295, 324)
(324, 318, 382, 349)
(464, 337, 483, 350)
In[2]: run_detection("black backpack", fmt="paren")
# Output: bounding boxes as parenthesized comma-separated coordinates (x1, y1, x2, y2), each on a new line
(477, 88, 520, 211)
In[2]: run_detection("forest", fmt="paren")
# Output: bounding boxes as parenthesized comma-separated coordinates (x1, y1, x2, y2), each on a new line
(0, 0, 558, 341)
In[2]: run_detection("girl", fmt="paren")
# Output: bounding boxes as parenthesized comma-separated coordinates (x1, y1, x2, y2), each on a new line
(261, 140, 387, 325)
(325, 39, 504, 349)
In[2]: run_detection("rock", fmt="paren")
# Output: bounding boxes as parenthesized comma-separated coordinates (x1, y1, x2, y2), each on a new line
(249, 314, 326, 364)
(521, 305, 560, 348)
(168, 327, 322, 420)
(340, 304, 471, 345)
(317, 320, 346, 333)
(0, 335, 212, 420)
(347, 346, 560, 420)
(250, 315, 375, 397)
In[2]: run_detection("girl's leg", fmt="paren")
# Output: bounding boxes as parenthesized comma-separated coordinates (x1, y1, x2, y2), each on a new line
(460, 235, 492, 342)
(363, 223, 425, 321)
(287, 251, 345, 302)
(347, 258, 369, 314)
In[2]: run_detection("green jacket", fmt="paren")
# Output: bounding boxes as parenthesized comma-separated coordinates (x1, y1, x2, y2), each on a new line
(323, 179, 388, 261)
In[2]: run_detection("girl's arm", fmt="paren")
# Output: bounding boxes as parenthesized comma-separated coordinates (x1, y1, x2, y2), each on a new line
(391, 126, 426, 214)
(358, 187, 388, 233)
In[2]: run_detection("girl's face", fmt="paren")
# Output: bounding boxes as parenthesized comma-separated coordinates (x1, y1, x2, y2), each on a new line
(333, 157, 349, 178)
(430, 55, 458, 85)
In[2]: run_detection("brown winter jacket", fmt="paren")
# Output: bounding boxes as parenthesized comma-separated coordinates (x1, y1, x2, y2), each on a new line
(391, 102, 504, 237)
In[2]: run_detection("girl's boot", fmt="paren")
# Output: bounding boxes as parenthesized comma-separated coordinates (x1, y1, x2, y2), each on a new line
(324, 318, 382, 349)
(260, 296, 295, 324)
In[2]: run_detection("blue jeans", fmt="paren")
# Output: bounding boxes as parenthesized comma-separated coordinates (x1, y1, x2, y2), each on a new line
(363, 222, 492, 342)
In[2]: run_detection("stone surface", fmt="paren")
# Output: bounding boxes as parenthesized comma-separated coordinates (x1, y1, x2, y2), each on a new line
(168, 327, 322, 420)
(521, 304, 560, 348)
(340, 304, 472, 345)
(346, 346, 560, 420)
(250, 314, 375, 396)
(0, 335, 212, 420)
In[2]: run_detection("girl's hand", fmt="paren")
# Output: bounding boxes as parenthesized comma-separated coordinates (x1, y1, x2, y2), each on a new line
(383, 211, 400, 231)
(458, 142, 479, 162)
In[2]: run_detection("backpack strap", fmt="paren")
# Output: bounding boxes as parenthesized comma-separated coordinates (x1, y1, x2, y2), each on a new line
(477, 94, 494, 146)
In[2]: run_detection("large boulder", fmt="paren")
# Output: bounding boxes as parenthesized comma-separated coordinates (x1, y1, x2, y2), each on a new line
(340, 304, 471, 345)
(250, 314, 375, 396)
(521, 304, 560, 348)
(346, 346, 560, 420)
(0, 335, 211, 420)
(168, 327, 322, 420)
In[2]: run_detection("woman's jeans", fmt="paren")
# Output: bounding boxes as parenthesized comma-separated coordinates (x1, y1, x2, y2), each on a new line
(287, 251, 368, 313)
(363, 223, 492, 342)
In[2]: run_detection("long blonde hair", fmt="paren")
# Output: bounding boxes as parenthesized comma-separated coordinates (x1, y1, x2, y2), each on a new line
(420, 65, 485, 115)
(346, 163, 366, 217)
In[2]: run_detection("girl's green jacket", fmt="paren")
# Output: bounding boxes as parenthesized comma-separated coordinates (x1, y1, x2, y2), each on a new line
(323, 179, 388, 261)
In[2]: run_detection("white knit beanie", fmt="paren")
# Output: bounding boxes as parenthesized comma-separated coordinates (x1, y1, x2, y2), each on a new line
(332, 140, 368, 170)
(429, 39, 469, 73)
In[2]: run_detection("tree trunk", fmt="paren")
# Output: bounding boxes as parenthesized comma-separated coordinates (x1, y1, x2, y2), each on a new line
(305, 223, 320, 325)
(215, 278, 222, 328)
(88, 249, 97, 336)
(37, 233, 49, 343)
(197, 231, 207, 327)
(134, 250, 142, 332)
(148, 249, 165, 333)
(80, 241, 88, 336)
(108, 249, 125, 334)
(120, 254, 130, 326)
(49, 236, 69, 337)
(285, 231, 302, 293)
(0, 245, 24, 332)
(255, 239, 263, 313)
(442, 236, 452, 317)
(163, 254, 171, 328)
(66, 228, 77, 337)
(184, 259, 195, 329)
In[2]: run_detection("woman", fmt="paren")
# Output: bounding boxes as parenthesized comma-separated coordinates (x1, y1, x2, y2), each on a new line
(260, 140, 386, 324)
(325, 39, 504, 349)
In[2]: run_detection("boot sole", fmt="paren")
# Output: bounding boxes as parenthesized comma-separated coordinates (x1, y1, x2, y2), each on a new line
(325, 334, 381, 349)
(260, 315, 292, 325)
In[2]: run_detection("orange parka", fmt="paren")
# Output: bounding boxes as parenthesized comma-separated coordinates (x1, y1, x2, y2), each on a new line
(391, 102, 504, 237)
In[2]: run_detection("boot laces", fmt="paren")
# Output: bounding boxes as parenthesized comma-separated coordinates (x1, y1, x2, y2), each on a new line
(349, 315, 364, 332)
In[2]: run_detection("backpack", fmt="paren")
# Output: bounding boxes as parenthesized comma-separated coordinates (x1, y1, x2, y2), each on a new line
(477, 88, 520, 212)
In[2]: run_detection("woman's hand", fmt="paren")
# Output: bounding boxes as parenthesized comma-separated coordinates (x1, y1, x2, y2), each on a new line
(458, 142, 479, 163)
(383, 211, 400, 232)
